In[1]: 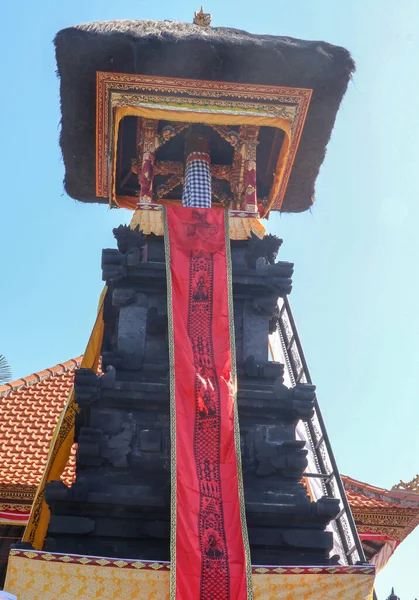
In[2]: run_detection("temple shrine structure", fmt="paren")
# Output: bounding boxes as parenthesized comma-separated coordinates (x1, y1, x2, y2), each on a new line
(1, 10, 418, 600)
(1, 358, 418, 594)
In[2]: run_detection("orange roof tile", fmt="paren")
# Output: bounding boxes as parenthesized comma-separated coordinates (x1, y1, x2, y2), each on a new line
(342, 475, 419, 510)
(0, 358, 81, 490)
(341, 475, 419, 544)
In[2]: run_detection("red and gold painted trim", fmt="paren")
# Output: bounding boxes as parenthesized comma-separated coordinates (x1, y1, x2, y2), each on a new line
(186, 151, 211, 165)
(6, 550, 375, 575)
(96, 72, 312, 214)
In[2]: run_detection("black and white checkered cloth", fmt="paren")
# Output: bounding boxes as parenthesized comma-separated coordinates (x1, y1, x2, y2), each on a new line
(182, 158, 212, 208)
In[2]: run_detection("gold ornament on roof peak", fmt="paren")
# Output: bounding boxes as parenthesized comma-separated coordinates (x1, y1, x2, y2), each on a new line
(194, 7, 212, 28)
(392, 473, 419, 493)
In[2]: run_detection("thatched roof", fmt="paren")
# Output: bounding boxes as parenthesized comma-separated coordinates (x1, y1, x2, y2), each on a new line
(54, 20, 355, 212)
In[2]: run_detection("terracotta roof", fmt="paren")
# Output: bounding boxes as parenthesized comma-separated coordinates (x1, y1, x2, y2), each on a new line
(344, 487, 398, 510)
(342, 475, 419, 509)
(341, 475, 419, 545)
(0, 358, 81, 490)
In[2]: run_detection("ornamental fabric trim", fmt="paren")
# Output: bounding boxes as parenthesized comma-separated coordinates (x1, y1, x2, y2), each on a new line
(5, 550, 376, 600)
(352, 507, 419, 542)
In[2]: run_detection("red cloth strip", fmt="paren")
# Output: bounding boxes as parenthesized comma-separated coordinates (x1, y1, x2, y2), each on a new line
(165, 206, 250, 600)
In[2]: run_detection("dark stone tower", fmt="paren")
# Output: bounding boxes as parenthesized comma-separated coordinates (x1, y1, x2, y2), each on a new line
(45, 229, 341, 565)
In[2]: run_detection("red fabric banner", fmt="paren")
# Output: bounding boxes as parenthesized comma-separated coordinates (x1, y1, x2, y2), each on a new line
(164, 206, 251, 600)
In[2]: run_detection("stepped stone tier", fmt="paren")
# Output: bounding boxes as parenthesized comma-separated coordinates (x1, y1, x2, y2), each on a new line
(0, 248, 419, 580)
(41, 229, 340, 566)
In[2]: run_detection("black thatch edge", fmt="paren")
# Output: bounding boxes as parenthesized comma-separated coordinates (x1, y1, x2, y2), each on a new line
(54, 20, 355, 213)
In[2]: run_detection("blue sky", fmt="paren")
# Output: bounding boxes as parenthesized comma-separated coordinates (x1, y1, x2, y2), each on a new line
(1, 0, 418, 597)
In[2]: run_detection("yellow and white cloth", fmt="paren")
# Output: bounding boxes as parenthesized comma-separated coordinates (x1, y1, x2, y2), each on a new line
(130, 206, 266, 240)
(5, 550, 375, 600)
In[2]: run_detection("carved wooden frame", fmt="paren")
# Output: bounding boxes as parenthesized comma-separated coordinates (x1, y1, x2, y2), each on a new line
(96, 72, 312, 212)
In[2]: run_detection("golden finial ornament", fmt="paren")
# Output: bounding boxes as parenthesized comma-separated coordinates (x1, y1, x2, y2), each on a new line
(392, 473, 419, 493)
(193, 7, 212, 28)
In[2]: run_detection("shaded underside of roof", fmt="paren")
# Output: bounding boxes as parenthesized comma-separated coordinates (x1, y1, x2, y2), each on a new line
(341, 475, 419, 545)
(54, 19, 355, 213)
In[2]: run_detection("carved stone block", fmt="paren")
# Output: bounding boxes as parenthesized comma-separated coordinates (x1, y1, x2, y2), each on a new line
(139, 429, 162, 452)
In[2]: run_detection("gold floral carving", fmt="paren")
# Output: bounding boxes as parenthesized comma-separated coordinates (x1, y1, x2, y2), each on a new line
(352, 506, 419, 542)
(392, 474, 419, 493)
(0, 485, 36, 502)
(112, 93, 296, 119)
(0, 503, 31, 512)
(193, 7, 211, 27)
(156, 176, 183, 199)
(96, 71, 312, 214)
(154, 161, 231, 181)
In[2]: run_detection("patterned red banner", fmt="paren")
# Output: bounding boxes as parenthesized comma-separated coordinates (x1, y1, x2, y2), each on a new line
(164, 206, 251, 600)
